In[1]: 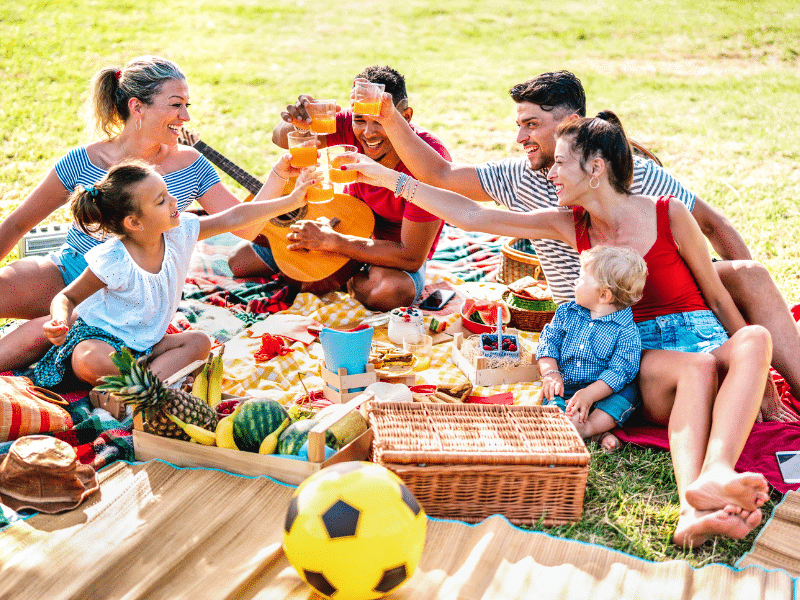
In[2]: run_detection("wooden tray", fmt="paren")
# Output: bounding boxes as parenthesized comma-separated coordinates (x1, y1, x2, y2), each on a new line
(132, 360, 374, 485)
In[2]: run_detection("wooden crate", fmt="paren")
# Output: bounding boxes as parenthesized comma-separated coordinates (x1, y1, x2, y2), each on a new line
(321, 362, 379, 403)
(451, 332, 540, 387)
(131, 360, 374, 485)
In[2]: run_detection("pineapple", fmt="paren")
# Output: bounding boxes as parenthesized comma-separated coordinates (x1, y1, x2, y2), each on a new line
(96, 348, 217, 440)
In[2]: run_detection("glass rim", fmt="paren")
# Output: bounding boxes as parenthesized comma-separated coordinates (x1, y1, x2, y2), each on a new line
(355, 81, 385, 90)
(327, 144, 358, 154)
(287, 130, 317, 139)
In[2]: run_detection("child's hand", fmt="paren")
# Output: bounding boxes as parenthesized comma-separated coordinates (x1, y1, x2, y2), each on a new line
(541, 370, 563, 401)
(566, 390, 594, 424)
(43, 318, 69, 346)
(271, 153, 307, 182)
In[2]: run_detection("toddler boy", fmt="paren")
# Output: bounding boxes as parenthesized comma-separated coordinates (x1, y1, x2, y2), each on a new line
(537, 245, 647, 452)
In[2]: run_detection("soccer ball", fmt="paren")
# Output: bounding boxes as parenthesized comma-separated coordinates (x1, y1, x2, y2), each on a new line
(283, 461, 427, 600)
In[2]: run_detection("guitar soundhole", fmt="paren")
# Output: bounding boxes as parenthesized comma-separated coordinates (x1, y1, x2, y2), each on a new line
(270, 206, 307, 228)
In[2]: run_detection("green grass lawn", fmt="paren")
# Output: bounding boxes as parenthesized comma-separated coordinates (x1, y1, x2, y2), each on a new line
(2, 0, 799, 567)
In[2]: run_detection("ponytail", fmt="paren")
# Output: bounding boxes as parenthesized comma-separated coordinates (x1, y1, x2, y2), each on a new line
(86, 67, 122, 139)
(556, 109, 634, 195)
(71, 160, 154, 237)
(85, 56, 185, 139)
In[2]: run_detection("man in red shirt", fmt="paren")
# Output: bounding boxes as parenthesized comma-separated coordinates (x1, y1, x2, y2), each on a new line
(228, 66, 450, 311)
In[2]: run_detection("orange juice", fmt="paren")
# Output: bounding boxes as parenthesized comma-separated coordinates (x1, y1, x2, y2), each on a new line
(281, 175, 298, 195)
(310, 116, 336, 135)
(329, 166, 357, 184)
(353, 100, 381, 116)
(306, 182, 334, 202)
(289, 146, 318, 168)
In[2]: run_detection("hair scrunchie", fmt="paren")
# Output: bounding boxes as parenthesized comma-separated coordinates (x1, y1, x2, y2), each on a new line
(115, 70, 122, 80)
(84, 185, 99, 198)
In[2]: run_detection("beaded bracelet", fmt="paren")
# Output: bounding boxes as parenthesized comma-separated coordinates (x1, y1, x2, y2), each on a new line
(394, 173, 408, 197)
(400, 175, 413, 200)
(406, 179, 419, 203)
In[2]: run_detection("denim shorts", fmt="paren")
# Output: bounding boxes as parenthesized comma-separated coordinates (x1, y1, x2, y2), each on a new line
(49, 245, 88, 286)
(251, 241, 427, 303)
(637, 310, 729, 354)
(544, 381, 640, 426)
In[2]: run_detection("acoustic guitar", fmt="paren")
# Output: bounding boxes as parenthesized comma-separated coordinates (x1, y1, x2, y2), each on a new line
(178, 130, 375, 285)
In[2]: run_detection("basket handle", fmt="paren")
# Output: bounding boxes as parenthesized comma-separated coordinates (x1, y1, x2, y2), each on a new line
(27, 386, 69, 407)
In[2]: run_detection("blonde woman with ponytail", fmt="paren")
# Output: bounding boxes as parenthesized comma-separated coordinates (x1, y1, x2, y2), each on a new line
(0, 56, 296, 372)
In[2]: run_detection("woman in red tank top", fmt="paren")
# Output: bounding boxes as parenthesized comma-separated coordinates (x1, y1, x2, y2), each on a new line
(346, 110, 771, 549)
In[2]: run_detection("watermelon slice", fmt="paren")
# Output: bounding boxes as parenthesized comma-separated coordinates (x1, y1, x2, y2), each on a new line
(462, 299, 511, 326)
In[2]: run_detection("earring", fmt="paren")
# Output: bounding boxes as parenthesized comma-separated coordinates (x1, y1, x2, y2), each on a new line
(135, 118, 142, 132)
(138, 225, 144, 231)
(589, 176, 599, 189)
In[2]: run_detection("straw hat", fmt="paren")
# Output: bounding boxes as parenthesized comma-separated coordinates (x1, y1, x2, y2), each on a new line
(0, 435, 98, 513)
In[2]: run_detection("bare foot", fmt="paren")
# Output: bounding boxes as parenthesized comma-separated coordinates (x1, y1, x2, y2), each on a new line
(760, 378, 800, 422)
(685, 468, 769, 512)
(673, 505, 762, 548)
(589, 431, 622, 453)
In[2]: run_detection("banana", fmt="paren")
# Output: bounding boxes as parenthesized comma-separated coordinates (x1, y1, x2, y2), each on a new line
(206, 347, 225, 409)
(167, 414, 216, 446)
(192, 362, 209, 404)
(215, 413, 239, 451)
(259, 418, 290, 455)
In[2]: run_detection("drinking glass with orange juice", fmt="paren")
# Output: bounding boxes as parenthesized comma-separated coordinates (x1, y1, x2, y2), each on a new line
(327, 144, 359, 184)
(353, 81, 385, 116)
(306, 100, 337, 135)
(306, 181, 334, 202)
(287, 131, 319, 168)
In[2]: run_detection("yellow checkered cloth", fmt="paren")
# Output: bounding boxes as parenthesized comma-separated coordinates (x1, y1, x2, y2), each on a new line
(219, 279, 543, 404)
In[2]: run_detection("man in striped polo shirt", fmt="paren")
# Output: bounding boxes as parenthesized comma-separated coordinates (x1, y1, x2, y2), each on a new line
(375, 70, 800, 420)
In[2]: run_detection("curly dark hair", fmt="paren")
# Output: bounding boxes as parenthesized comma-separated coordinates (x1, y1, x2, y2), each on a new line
(509, 70, 586, 118)
(355, 65, 407, 106)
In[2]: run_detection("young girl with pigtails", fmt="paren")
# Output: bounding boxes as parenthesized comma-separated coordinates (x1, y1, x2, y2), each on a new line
(34, 158, 316, 388)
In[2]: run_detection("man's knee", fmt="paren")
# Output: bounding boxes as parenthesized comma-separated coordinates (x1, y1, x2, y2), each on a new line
(352, 270, 415, 312)
(228, 242, 272, 278)
(716, 260, 772, 295)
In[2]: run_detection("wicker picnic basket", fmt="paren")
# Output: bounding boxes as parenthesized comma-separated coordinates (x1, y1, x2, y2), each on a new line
(368, 402, 590, 526)
(497, 238, 545, 285)
(502, 289, 557, 332)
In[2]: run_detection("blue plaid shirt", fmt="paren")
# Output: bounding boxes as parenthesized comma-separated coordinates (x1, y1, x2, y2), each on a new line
(536, 301, 641, 392)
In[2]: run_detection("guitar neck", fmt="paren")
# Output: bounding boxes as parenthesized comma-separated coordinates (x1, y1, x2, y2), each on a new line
(193, 140, 264, 196)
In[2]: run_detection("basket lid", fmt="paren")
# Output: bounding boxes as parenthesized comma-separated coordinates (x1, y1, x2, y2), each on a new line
(368, 402, 589, 466)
